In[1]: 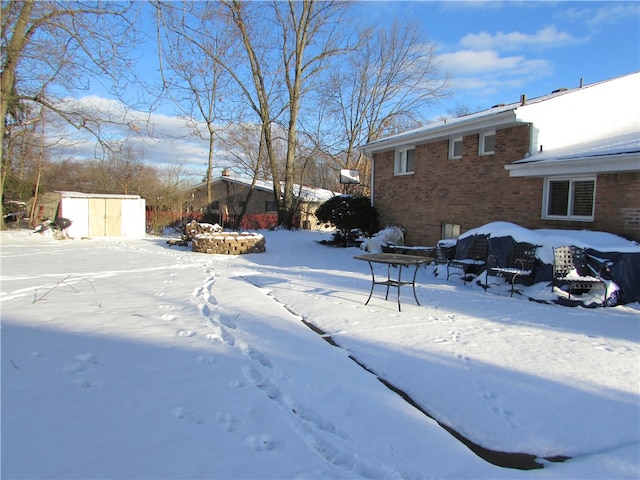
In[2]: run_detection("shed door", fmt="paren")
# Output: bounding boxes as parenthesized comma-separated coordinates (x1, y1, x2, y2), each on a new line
(89, 199, 122, 236)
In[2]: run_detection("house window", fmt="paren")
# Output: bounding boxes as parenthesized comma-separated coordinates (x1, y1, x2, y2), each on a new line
(449, 137, 463, 159)
(395, 147, 415, 175)
(265, 201, 277, 212)
(544, 177, 595, 220)
(441, 223, 460, 239)
(479, 131, 495, 155)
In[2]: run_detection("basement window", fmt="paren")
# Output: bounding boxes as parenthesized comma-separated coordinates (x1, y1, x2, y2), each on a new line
(543, 176, 595, 221)
(441, 223, 460, 239)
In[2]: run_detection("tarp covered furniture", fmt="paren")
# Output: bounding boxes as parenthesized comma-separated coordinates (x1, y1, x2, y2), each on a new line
(552, 246, 608, 305)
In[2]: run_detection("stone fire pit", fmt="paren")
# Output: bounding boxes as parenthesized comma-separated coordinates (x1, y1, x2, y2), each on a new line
(192, 231, 266, 255)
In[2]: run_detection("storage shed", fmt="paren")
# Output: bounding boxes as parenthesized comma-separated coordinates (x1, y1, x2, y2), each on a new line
(56, 191, 146, 238)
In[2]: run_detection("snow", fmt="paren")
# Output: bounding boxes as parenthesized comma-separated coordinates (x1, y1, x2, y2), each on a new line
(460, 221, 640, 264)
(2, 227, 639, 479)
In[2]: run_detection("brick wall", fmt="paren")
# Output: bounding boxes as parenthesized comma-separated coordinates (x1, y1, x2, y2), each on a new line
(373, 125, 640, 245)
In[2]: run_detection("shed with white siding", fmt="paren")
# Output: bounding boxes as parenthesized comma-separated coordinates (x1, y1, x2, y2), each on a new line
(56, 191, 146, 238)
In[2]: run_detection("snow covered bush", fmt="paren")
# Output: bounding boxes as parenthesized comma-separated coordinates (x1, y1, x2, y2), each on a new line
(360, 226, 406, 253)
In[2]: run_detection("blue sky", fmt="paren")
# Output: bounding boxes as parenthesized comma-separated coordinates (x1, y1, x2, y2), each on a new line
(69, 1, 639, 175)
(117, 0, 639, 118)
(359, 1, 639, 116)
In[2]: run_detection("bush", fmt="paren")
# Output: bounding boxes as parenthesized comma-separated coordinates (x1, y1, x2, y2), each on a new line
(315, 195, 379, 241)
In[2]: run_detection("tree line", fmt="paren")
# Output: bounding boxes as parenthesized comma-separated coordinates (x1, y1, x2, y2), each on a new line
(1, 0, 448, 229)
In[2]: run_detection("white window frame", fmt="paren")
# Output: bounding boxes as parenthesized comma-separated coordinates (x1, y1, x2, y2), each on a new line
(449, 136, 463, 160)
(479, 131, 496, 155)
(542, 176, 596, 221)
(394, 146, 415, 175)
(441, 223, 460, 239)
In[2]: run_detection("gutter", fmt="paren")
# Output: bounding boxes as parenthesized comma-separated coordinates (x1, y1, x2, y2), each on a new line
(361, 109, 521, 154)
(505, 151, 640, 177)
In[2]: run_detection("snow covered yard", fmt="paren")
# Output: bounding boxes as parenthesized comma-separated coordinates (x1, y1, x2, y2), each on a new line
(1, 228, 639, 479)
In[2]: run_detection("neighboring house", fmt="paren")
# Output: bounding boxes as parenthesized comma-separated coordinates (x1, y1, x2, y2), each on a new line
(361, 72, 640, 246)
(31, 191, 146, 238)
(187, 170, 339, 230)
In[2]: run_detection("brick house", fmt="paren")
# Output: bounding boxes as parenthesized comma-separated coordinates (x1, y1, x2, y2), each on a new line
(187, 170, 339, 230)
(361, 72, 640, 246)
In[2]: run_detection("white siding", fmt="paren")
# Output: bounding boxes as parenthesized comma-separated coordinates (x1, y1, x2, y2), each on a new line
(60, 197, 89, 238)
(121, 198, 146, 238)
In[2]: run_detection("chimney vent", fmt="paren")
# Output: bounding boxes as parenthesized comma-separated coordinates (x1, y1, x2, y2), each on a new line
(222, 169, 231, 177)
(520, 94, 526, 106)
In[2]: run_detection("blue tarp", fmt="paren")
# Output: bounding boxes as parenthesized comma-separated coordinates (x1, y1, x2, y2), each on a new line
(454, 235, 640, 305)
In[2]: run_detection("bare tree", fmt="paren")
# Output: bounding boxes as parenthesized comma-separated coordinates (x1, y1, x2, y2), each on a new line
(219, 0, 348, 229)
(1, 0, 142, 219)
(154, 1, 238, 206)
(137, 161, 191, 234)
(317, 19, 449, 194)
(104, 139, 145, 195)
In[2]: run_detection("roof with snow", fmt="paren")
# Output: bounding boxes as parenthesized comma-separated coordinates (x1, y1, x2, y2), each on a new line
(192, 175, 340, 203)
(362, 72, 640, 177)
(56, 191, 142, 200)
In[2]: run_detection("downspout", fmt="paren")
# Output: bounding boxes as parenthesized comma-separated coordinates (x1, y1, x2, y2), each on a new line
(370, 154, 375, 207)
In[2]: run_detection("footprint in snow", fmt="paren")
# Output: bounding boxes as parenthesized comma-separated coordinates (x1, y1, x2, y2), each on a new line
(64, 353, 99, 374)
(171, 407, 204, 424)
(64, 362, 89, 374)
(76, 353, 99, 364)
(217, 411, 242, 432)
(244, 433, 282, 451)
(205, 333, 221, 343)
(219, 314, 237, 329)
(159, 305, 182, 311)
(161, 313, 177, 321)
(197, 356, 216, 364)
(74, 378, 97, 388)
(199, 303, 211, 317)
(177, 330, 196, 338)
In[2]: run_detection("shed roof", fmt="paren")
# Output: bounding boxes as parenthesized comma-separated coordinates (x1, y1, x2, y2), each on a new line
(57, 191, 142, 200)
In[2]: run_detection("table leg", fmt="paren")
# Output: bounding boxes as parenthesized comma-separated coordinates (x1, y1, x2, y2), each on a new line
(364, 261, 375, 305)
(397, 265, 403, 311)
(385, 263, 391, 300)
(411, 264, 421, 306)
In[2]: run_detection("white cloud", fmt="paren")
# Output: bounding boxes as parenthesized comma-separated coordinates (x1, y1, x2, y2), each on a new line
(436, 48, 552, 105)
(439, 49, 551, 78)
(460, 25, 583, 51)
(48, 96, 237, 179)
(566, 3, 640, 26)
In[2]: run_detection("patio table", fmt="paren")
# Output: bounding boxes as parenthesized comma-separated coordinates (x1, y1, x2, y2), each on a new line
(354, 253, 434, 311)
